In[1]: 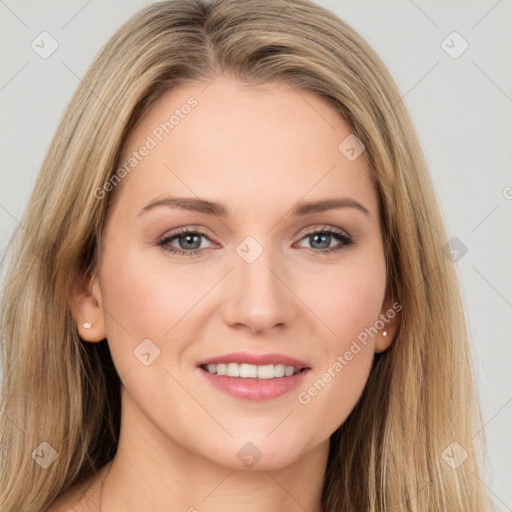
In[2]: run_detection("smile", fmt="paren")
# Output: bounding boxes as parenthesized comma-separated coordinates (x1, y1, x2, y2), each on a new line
(201, 362, 303, 379)
(196, 351, 311, 400)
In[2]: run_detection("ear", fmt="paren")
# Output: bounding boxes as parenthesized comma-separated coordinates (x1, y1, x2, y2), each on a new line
(374, 291, 402, 353)
(68, 272, 106, 342)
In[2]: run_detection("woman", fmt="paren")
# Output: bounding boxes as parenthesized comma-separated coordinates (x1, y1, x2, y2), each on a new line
(0, 0, 494, 510)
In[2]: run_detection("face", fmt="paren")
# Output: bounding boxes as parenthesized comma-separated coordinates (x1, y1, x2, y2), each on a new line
(74, 75, 398, 470)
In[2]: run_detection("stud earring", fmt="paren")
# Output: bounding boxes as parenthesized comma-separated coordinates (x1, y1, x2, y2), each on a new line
(382, 330, 388, 336)
(83, 322, 93, 329)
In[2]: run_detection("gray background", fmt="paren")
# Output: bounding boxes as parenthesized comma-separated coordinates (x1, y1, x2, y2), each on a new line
(1, 1, 511, 509)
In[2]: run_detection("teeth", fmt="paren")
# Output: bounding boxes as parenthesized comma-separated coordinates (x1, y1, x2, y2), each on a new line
(284, 365, 295, 377)
(226, 363, 239, 377)
(203, 362, 302, 379)
(240, 363, 258, 378)
(274, 364, 285, 378)
(257, 364, 274, 379)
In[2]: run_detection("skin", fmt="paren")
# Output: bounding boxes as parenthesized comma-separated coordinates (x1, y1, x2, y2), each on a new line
(63, 75, 400, 511)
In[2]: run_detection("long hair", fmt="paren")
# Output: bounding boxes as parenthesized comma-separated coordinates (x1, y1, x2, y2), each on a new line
(0, 0, 494, 510)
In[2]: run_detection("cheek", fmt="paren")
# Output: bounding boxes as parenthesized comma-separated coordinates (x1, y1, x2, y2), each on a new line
(296, 343, 375, 441)
(292, 254, 386, 433)
(97, 246, 195, 374)
(101, 238, 211, 322)
(297, 251, 387, 342)
(295, 298, 379, 440)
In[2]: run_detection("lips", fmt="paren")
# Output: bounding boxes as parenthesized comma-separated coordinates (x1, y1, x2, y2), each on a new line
(196, 351, 311, 400)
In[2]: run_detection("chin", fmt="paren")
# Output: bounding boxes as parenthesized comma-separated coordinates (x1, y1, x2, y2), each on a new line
(203, 433, 311, 471)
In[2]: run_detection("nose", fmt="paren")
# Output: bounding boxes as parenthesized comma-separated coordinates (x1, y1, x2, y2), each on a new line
(220, 243, 296, 334)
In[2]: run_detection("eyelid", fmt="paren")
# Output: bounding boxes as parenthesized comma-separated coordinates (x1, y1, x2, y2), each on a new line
(299, 224, 350, 238)
(161, 225, 217, 240)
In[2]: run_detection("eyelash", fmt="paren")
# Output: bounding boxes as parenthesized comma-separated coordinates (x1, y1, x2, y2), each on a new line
(157, 225, 353, 258)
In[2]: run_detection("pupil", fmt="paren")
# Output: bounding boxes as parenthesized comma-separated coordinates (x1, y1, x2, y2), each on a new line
(181, 234, 200, 249)
(312, 233, 329, 249)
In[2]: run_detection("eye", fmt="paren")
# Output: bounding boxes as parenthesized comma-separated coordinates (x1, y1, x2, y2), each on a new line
(295, 226, 353, 254)
(158, 228, 215, 257)
(157, 225, 353, 258)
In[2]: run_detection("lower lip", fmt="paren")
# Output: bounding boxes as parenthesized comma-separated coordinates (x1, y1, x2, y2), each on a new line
(198, 367, 311, 401)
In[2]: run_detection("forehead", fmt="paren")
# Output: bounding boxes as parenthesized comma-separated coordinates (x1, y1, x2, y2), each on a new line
(111, 76, 377, 218)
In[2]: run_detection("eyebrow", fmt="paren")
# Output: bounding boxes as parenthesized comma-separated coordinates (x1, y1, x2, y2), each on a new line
(137, 195, 371, 218)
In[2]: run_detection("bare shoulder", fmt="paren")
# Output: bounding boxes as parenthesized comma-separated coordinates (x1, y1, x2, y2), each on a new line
(47, 464, 110, 512)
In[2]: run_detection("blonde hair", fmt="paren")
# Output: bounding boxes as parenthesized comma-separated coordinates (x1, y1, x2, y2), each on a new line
(0, 0, 494, 510)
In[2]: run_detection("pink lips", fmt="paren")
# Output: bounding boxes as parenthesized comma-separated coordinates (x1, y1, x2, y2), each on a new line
(196, 351, 311, 401)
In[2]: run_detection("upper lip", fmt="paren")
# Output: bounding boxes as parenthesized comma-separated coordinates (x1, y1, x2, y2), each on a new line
(197, 352, 310, 369)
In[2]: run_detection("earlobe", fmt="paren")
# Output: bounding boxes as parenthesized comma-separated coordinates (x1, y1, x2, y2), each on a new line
(68, 273, 107, 342)
(374, 294, 401, 353)
(374, 328, 394, 353)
